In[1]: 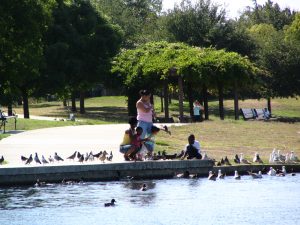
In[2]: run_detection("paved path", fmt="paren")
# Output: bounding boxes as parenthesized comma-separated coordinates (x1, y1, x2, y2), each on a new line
(0, 123, 182, 167)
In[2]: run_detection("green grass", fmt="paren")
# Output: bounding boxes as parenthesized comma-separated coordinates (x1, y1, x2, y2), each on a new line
(1, 96, 300, 163)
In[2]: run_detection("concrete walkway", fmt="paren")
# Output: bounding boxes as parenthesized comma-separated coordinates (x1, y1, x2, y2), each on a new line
(0, 123, 182, 167)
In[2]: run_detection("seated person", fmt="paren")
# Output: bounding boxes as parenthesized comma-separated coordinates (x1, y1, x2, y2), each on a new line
(120, 117, 137, 160)
(181, 134, 202, 160)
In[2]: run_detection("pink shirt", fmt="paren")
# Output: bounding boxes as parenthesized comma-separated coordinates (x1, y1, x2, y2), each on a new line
(137, 101, 153, 123)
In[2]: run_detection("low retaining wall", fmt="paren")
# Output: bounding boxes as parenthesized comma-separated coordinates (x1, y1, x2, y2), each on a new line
(0, 160, 214, 186)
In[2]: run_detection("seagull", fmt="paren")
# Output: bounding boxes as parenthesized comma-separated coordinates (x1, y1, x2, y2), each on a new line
(240, 153, 251, 164)
(42, 155, 49, 164)
(67, 151, 77, 160)
(21, 155, 28, 162)
(234, 154, 240, 164)
(140, 184, 147, 191)
(0, 155, 4, 164)
(234, 170, 241, 180)
(267, 167, 276, 176)
(100, 151, 108, 163)
(48, 155, 54, 163)
(107, 151, 113, 161)
(290, 151, 299, 162)
(208, 171, 216, 181)
(104, 199, 116, 207)
(34, 153, 41, 164)
(25, 154, 33, 165)
(54, 152, 64, 162)
(248, 171, 262, 179)
(217, 169, 225, 179)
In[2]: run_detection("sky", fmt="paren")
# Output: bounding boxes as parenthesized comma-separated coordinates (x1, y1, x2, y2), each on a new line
(162, 0, 300, 19)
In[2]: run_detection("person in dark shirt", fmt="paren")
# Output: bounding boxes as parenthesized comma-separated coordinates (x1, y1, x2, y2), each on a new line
(181, 134, 202, 160)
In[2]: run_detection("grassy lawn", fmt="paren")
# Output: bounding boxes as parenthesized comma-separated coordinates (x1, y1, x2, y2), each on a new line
(1, 96, 299, 163)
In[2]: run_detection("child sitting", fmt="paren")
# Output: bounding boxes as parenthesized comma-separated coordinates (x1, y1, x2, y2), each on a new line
(181, 134, 202, 160)
(127, 127, 148, 160)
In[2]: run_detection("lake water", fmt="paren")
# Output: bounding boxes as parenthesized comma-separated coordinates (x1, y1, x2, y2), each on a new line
(1, 174, 299, 225)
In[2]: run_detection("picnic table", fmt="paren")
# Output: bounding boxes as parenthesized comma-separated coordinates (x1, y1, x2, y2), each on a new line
(0, 110, 17, 133)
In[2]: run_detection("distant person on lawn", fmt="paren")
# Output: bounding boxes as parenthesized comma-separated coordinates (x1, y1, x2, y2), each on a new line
(136, 89, 156, 139)
(120, 117, 137, 160)
(181, 134, 202, 160)
(193, 100, 204, 122)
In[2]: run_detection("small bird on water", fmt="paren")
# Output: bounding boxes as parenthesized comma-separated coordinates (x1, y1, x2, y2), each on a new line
(104, 199, 116, 207)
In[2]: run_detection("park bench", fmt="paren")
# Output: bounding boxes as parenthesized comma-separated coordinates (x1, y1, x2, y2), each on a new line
(240, 108, 256, 120)
(253, 108, 271, 120)
(0, 110, 17, 133)
(155, 117, 174, 123)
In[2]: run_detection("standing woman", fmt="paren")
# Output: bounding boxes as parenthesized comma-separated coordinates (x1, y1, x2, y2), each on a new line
(136, 90, 155, 139)
(193, 100, 204, 122)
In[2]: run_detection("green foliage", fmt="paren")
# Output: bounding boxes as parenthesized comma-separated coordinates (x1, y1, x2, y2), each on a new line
(284, 13, 300, 43)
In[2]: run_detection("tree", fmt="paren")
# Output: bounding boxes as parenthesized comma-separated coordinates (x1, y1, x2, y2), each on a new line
(44, 0, 123, 113)
(0, 0, 54, 118)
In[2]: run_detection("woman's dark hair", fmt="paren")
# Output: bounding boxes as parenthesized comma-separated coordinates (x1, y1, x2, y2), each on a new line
(139, 89, 151, 96)
(128, 117, 138, 125)
(151, 126, 160, 133)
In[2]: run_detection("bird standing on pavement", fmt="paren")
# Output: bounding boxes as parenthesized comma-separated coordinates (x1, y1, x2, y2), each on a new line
(234, 154, 240, 164)
(107, 151, 113, 161)
(34, 153, 41, 164)
(0, 155, 4, 164)
(48, 156, 54, 163)
(25, 154, 33, 165)
(78, 154, 84, 163)
(67, 151, 77, 160)
(42, 155, 49, 164)
(21, 155, 28, 162)
(100, 151, 108, 163)
(54, 152, 64, 162)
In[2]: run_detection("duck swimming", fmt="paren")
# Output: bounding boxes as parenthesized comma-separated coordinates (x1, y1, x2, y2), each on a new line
(234, 170, 241, 180)
(248, 171, 262, 179)
(217, 169, 225, 179)
(140, 184, 147, 191)
(267, 167, 276, 176)
(208, 171, 216, 181)
(104, 199, 116, 207)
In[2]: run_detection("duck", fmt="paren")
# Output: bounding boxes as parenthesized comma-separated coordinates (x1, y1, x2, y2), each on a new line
(253, 152, 264, 164)
(25, 154, 33, 165)
(67, 151, 77, 160)
(34, 153, 41, 164)
(220, 158, 225, 165)
(140, 184, 147, 191)
(240, 153, 251, 164)
(217, 169, 225, 179)
(42, 155, 49, 164)
(176, 171, 190, 178)
(208, 171, 217, 181)
(234, 170, 241, 180)
(276, 166, 287, 177)
(104, 199, 116, 207)
(54, 152, 64, 162)
(34, 179, 46, 187)
(224, 156, 231, 166)
(234, 154, 240, 164)
(248, 171, 262, 179)
(267, 167, 276, 176)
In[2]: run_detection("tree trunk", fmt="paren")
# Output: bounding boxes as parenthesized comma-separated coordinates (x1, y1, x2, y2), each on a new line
(202, 84, 209, 120)
(218, 82, 224, 120)
(187, 83, 193, 117)
(160, 90, 164, 113)
(234, 81, 239, 120)
(164, 79, 169, 119)
(79, 91, 85, 114)
(7, 104, 13, 116)
(17, 98, 22, 106)
(21, 88, 30, 119)
(71, 91, 77, 112)
(267, 97, 272, 114)
(178, 76, 184, 121)
(63, 99, 67, 107)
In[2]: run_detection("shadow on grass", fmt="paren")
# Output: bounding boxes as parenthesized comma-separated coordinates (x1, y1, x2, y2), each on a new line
(30, 103, 61, 108)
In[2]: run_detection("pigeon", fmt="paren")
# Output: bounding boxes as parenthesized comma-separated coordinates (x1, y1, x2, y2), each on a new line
(67, 151, 77, 160)
(93, 151, 102, 158)
(107, 151, 113, 161)
(42, 155, 49, 164)
(248, 171, 262, 179)
(208, 171, 217, 181)
(48, 156, 54, 163)
(54, 152, 64, 161)
(104, 199, 116, 207)
(234, 170, 241, 180)
(100, 151, 108, 163)
(0, 155, 4, 164)
(84, 152, 89, 161)
(25, 154, 33, 165)
(78, 154, 84, 163)
(34, 153, 41, 164)
(21, 155, 28, 162)
(234, 154, 240, 164)
(77, 152, 82, 159)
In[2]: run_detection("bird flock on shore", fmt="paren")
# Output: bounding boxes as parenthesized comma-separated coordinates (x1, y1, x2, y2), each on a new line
(20, 150, 113, 165)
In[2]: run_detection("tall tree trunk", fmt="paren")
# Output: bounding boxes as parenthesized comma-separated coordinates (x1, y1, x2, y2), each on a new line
(21, 88, 30, 119)
(71, 91, 77, 112)
(17, 98, 22, 106)
(202, 84, 209, 120)
(234, 81, 239, 120)
(7, 104, 13, 116)
(63, 99, 67, 107)
(267, 97, 272, 114)
(79, 91, 85, 114)
(218, 82, 224, 120)
(164, 79, 169, 119)
(160, 89, 164, 113)
(187, 83, 193, 117)
(178, 76, 184, 121)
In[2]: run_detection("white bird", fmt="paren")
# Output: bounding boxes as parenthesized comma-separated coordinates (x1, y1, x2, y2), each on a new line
(217, 169, 225, 179)
(202, 152, 209, 160)
(290, 151, 299, 162)
(240, 153, 251, 164)
(267, 167, 276, 176)
(248, 171, 262, 179)
(234, 170, 241, 180)
(208, 171, 216, 181)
